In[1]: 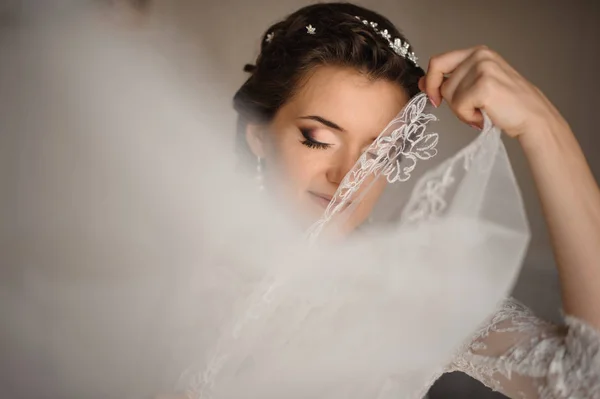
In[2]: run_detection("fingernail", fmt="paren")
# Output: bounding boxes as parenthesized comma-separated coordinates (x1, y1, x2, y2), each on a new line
(469, 124, 482, 130)
(428, 96, 438, 108)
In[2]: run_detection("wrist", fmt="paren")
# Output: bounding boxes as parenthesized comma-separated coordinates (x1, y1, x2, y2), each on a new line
(517, 113, 573, 158)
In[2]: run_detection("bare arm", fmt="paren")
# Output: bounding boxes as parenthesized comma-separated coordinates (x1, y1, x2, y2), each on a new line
(423, 45, 600, 330)
(519, 111, 600, 329)
(423, 46, 600, 398)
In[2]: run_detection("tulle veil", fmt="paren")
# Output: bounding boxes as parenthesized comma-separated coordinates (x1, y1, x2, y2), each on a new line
(0, 3, 529, 398)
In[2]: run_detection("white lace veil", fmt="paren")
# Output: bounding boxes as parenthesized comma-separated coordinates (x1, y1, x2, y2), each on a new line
(0, 4, 530, 399)
(175, 94, 530, 399)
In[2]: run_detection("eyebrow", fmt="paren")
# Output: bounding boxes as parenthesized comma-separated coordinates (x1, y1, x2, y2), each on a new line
(297, 115, 346, 132)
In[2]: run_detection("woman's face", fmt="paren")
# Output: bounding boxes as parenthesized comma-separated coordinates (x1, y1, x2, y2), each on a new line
(246, 66, 409, 231)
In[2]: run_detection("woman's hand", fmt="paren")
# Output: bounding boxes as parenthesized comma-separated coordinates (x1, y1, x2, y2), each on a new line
(418, 46, 568, 147)
(420, 46, 600, 331)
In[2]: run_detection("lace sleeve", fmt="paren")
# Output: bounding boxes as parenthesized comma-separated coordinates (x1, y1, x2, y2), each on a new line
(447, 298, 600, 398)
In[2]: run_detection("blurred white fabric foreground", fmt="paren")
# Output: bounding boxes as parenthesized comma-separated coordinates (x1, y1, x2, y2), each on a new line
(0, 3, 528, 399)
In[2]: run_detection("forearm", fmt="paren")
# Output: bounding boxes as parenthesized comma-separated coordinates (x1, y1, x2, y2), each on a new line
(519, 115, 600, 329)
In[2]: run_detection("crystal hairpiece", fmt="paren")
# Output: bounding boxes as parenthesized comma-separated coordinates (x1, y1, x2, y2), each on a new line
(264, 17, 418, 67)
(354, 16, 418, 67)
(264, 25, 315, 43)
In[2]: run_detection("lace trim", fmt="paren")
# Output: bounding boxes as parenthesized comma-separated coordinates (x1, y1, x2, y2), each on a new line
(306, 93, 439, 240)
(400, 113, 497, 224)
(449, 298, 600, 398)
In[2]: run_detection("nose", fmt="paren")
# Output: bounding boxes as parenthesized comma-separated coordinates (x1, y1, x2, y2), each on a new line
(326, 148, 361, 186)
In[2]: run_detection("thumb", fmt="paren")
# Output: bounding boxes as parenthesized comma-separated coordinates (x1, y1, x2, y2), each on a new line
(418, 76, 426, 92)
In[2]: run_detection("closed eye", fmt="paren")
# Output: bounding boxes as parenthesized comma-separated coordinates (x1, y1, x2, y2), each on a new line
(300, 128, 332, 150)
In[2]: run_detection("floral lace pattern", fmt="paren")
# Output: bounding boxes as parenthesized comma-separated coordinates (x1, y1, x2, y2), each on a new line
(447, 298, 600, 398)
(400, 113, 497, 224)
(306, 93, 439, 240)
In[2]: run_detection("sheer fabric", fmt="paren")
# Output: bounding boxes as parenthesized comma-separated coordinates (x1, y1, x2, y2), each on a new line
(2, 4, 599, 399)
(176, 97, 534, 399)
(445, 298, 600, 399)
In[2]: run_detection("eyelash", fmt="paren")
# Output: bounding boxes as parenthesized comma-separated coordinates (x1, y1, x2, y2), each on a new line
(300, 128, 331, 150)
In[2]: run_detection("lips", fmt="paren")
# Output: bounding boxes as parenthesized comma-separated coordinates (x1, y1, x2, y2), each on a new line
(308, 191, 350, 209)
(308, 191, 333, 208)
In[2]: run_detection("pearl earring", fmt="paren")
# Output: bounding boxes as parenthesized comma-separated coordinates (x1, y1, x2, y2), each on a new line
(256, 157, 265, 192)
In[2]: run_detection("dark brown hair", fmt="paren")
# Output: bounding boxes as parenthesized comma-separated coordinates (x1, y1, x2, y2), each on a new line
(234, 2, 424, 163)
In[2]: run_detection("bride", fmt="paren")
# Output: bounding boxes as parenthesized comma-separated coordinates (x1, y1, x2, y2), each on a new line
(170, 2, 600, 399)
(2, 2, 598, 398)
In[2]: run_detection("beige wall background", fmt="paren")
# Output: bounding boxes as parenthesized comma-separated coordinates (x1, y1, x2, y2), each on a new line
(145, 1, 600, 397)
(0, 1, 597, 398)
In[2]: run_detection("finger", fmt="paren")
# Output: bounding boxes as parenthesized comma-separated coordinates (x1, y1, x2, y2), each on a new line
(438, 47, 500, 110)
(437, 52, 479, 105)
(424, 46, 488, 107)
(450, 73, 491, 129)
(452, 55, 514, 129)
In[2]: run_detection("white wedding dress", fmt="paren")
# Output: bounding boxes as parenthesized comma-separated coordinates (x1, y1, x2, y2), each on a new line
(1, 3, 599, 399)
(446, 298, 600, 399)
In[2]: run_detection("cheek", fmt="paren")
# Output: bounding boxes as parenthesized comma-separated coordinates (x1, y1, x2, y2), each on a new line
(268, 134, 322, 191)
(344, 178, 387, 228)
(349, 175, 387, 206)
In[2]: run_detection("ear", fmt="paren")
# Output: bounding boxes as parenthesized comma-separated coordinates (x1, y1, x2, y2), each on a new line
(245, 124, 268, 159)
